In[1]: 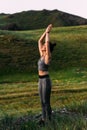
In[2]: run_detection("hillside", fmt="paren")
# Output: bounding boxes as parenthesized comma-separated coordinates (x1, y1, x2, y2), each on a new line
(0, 25, 87, 75)
(0, 9, 87, 30)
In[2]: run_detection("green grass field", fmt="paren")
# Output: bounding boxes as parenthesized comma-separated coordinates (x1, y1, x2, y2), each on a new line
(0, 68, 87, 117)
(0, 68, 87, 129)
(0, 25, 87, 129)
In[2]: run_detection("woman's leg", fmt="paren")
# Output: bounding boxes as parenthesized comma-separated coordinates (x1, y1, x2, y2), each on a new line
(38, 78, 46, 120)
(38, 78, 52, 120)
(42, 78, 52, 120)
(45, 78, 52, 120)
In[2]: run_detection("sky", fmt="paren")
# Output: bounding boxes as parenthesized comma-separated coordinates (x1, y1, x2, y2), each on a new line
(0, 0, 87, 19)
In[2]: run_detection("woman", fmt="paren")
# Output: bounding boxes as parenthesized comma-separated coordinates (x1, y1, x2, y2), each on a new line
(38, 24, 56, 124)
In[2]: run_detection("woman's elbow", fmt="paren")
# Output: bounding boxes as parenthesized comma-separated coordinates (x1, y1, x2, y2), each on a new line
(38, 39, 42, 44)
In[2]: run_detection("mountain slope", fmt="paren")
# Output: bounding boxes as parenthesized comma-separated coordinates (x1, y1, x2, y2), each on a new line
(0, 9, 87, 30)
(0, 25, 87, 74)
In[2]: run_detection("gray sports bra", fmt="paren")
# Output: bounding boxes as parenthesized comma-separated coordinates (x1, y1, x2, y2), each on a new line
(38, 57, 49, 71)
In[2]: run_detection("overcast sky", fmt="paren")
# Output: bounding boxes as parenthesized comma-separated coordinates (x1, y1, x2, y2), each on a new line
(0, 0, 87, 19)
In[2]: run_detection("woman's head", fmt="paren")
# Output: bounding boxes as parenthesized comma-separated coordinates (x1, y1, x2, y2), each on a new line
(41, 42, 56, 53)
(49, 42, 56, 53)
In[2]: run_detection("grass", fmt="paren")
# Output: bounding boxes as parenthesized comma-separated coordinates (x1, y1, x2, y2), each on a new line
(0, 25, 87, 129)
(0, 25, 87, 75)
(0, 67, 86, 129)
(0, 67, 87, 116)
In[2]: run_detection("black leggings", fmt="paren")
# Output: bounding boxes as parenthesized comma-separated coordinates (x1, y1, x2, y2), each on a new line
(38, 75, 52, 120)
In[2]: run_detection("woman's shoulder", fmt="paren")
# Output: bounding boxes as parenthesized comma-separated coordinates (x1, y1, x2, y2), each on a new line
(44, 55, 51, 64)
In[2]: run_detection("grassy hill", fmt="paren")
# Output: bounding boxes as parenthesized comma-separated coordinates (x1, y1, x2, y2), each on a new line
(0, 25, 87, 75)
(0, 25, 87, 130)
(0, 9, 87, 30)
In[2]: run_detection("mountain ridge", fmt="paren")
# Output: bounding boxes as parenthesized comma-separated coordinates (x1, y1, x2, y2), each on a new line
(0, 9, 87, 30)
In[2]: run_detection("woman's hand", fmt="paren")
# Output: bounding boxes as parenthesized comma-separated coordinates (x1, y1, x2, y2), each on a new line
(46, 24, 52, 33)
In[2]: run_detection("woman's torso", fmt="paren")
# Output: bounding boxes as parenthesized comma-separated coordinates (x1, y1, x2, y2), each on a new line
(38, 57, 49, 76)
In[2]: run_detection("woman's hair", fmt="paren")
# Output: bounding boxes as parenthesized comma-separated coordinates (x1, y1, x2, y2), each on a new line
(49, 42, 56, 53)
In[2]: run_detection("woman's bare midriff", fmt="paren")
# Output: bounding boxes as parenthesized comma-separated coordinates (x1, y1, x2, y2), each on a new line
(38, 70, 49, 76)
